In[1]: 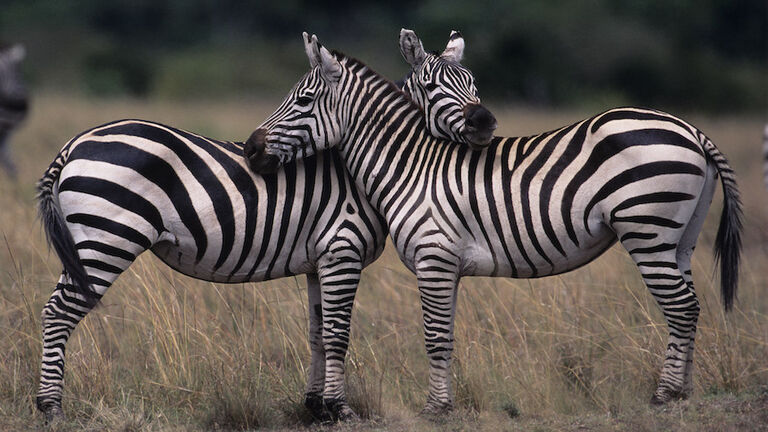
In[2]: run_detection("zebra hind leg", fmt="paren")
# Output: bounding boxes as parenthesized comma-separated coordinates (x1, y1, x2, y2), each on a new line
(37, 236, 141, 423)
(671, 169, 716, 398)
(36, 272, 107, 424)
(675, 250, 698, 399)
(621, 227, 699, 406)
(633, 248, 700, 405)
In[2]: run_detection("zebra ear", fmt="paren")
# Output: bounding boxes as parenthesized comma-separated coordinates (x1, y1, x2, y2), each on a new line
(441, 30, 464, 63)
(312, 35, 341, 84)
(399, 28, 426, 70)
(303, 32, 320, 69)
(6, 44, 25, 62)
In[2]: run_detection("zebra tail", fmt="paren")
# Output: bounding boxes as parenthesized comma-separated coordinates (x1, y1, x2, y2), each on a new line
(701, 134, 742, 312)
(37, 151, 100, 308)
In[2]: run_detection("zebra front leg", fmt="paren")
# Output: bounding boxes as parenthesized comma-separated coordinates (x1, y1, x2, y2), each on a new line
(317, 245, 363, 421)
(416, 252, 460, 415)
(304, 273, 329, 421)
(36, 274, 104, 424)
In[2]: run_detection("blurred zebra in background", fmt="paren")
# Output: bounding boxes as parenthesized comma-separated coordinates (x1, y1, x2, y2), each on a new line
(0, 43, 28, 178)
(246, 33, 742, 414)
(763, 124, 768, 191)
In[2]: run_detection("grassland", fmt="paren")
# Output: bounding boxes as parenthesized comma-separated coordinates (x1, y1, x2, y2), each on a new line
(0, 94, 766, 431)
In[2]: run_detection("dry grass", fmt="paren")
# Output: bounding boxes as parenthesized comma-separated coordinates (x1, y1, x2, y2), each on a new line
(0, 94, 766, 431)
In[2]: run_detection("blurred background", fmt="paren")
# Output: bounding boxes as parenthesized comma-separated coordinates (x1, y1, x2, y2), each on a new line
(2, 0, 766, 113)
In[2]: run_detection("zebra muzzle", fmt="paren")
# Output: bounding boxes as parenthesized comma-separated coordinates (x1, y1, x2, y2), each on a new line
(462, 103, 497, 148)
(244, 128, 281, 174)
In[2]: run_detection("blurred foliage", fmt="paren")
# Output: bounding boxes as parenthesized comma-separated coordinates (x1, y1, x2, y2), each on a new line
(0, 0, 765, 112)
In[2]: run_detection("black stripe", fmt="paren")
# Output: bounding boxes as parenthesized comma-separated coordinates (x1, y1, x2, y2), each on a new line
(68, 139, 207, 262)
(583, 161, 703, 233)
(59, 176, 165, 236)
(66, 213, 151, 249)
(76, 241, 135, 261)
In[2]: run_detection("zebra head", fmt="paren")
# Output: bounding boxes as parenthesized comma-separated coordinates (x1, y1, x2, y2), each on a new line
(245, 33, 344, 174)
(399, 29, 496, 149)
(0, 43, 27, 101)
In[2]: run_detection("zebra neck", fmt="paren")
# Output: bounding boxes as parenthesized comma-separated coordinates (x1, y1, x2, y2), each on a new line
(337, 62, 440, 214)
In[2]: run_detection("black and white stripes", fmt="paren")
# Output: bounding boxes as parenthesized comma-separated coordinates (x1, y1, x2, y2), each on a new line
(248, 35, 742, 413)
(0, 43, 28, 177)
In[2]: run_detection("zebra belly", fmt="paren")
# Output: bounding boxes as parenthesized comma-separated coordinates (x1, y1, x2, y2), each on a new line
(150, 240, 314, 284)
(462, 221, 617, 278)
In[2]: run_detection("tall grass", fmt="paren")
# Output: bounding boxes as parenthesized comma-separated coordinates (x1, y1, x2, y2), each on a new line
(0, 95, 766, 430)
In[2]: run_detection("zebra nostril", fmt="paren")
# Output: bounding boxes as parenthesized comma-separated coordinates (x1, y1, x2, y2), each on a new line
(244, 128, 275, 173)
(247, 129, 267, 151)
(463, 104, 482, 130)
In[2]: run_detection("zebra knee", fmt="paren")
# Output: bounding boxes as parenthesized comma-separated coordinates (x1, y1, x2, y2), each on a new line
(685, 299, 701, 326)
(677, 291, 700, 319)
(424, 335, 454, 360)
(40, 297, 65, 328)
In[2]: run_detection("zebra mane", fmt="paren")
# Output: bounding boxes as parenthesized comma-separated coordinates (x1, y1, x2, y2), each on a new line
(329, 49, 424, 115)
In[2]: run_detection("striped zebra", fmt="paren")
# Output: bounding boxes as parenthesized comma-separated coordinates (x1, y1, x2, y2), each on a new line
(34, 31, 493, 423)
(247, 34, 742, 414)
(0, 43, 28, 178)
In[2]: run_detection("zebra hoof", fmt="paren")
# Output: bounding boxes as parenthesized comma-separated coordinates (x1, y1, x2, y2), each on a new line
(43, 406, 65, 426)
(419, 400, 454, 417)
(304, 392, 331, 422)
(37, 396, 65, 426)
(325, 397, 360, 422)
(650, 388, 687, 406)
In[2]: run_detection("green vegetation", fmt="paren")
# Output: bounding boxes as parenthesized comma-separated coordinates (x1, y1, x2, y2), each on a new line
(1, 1, 765, 111)
(0, 95, 766, 430)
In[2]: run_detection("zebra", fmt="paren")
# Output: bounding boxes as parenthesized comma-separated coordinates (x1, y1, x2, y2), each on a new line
(0, 43, 28, 178)
(34, 31, 496, 423)
(246, 33, 742, 414)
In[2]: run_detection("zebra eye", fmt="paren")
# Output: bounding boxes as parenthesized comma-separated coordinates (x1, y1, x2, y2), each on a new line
(296, 96, 313, 107)
(425, 83, 438, 92)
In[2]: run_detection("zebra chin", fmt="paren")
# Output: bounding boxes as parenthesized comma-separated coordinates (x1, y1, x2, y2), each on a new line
(461, 129, 495, 149)
(244, 128, 282, 174)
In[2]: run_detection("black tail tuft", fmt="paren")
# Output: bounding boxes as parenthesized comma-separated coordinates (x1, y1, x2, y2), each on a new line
(37, 163, 100, 308)
(713, 179, 742, 312)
